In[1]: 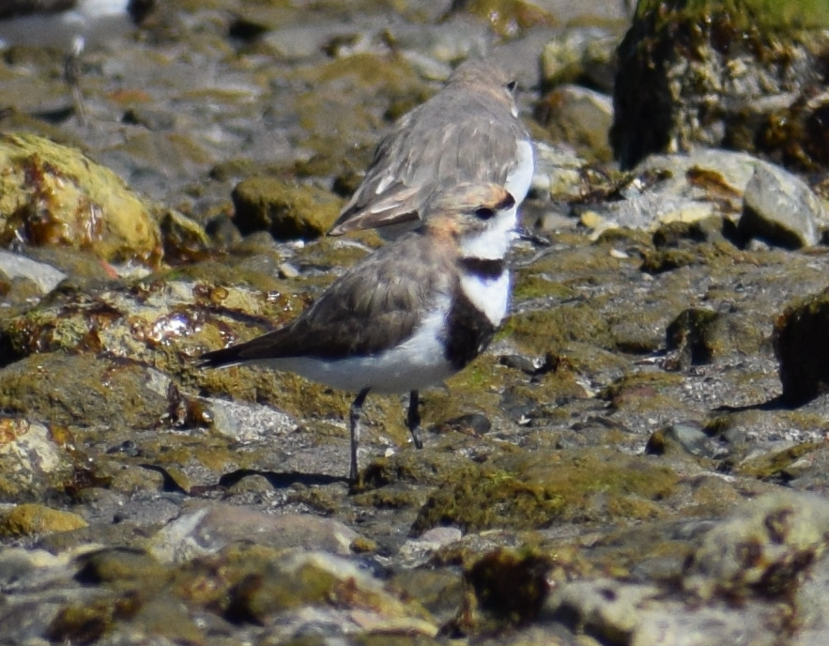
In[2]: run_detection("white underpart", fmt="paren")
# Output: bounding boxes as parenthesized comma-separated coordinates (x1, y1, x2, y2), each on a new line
(256, 294, 455, 395)
(0, 0, 133, 52)
(460, 270, 511, 327)
(504, 139, 535, 206)
(459, 205, 517, 260)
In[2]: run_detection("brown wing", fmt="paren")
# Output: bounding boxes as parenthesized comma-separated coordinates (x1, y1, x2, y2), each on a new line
(199, 234, 454, 366)
(329, 91, 529, 236)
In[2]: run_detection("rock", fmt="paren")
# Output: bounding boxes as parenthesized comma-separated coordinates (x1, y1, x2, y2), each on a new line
(399, 527, 463, 566)
(530, 141, 598, 202)
(0, 133, 162, 265)
(147, 505, 362, 563)
(231, 176, 342, 241)
(448, 0, 557, 38)
(223, 549, 438, 634)
(774, 287, 829, 405)
(0, 504, 88, 537)
(0, 271, 303, 372)
(645, 422, 721, 459)
(0, 251, 66, 295)
(737, 161, 824, 248)
(683, 490, 829, 599)
(543, 578, 659, 644)
(630, 599, 783, 646)
(535, 85, 614, 161)
(583, 149, 756, 232)
(458, 548, 552, 633)
(611, 0, 829, 170)
(792, 553, 829, 645)
(665, 307, 765, 368)
(201, 396, 297, 442)
(411, 446, 678, 535)
(0, 417, 74, 502)
(156, 207, 211, 264)
(540, 27, 620, 92)
(0, 354, 170, 429)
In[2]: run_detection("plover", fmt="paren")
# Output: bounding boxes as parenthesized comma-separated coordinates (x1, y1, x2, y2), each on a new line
(200, 183, 518, 482)
(328, 59, 534, 238)
(0, 0, 156, 121)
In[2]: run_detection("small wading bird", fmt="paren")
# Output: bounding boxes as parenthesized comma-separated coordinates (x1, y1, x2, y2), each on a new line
(0, 0, 157, 122)
(199, 183, 518, 482)
(328, 58, 535, 239)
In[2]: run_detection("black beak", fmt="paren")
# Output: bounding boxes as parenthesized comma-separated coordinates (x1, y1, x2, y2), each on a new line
(515, 226, 551, 247)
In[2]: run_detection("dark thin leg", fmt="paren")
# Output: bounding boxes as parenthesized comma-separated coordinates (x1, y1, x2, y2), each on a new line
(407, 390, 423, 449)
(349, 388, 370, 482)
(64, 52, 88, 125)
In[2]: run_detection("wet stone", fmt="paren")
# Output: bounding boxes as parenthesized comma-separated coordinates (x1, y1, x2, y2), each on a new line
(737, 161, 824, 249)
(0, 251, 66, 296)
(0, 503, 88, 538)
(534, 85, 614, 161)
(147, 505, 362, 563)
(231, 176, 343, 241)
(0, 133, 162, 265)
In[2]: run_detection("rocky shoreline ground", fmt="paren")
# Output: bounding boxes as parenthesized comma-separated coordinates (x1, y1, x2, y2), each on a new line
(2, 1, 829, 644)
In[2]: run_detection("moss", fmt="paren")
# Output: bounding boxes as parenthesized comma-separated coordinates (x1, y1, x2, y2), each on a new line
(511, 276, 577, 303)
(507, 302, 615, 355)
(0, 503, 88, 537)
(231, 177, 343, 241)
(0, 133, 162, 265)
(412, 447, 678, 534)
(737, 441, 823, 479)
(635, 0, 829, 32)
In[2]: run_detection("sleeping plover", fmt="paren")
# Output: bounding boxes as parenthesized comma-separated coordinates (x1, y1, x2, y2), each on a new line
(328, 59, 534, 238)
(200, 183, 518, 482)
(0, 0, 157, 121)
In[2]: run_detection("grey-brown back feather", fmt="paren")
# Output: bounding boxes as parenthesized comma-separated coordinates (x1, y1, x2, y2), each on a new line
(199, 232, 455, 366)
(330, 66, 528, 235)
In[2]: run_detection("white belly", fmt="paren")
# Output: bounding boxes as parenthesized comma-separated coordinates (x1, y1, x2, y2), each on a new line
(0, 1, 132, 52)
(256, 297, 455, 394)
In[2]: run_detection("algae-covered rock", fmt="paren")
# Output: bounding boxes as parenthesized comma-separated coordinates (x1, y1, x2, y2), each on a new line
(612, 0, 829, 169)
(450, 0, 557, 37)
(534, 85, 614, 162)
(0, 353, 170, 429)
(412, 447, 678, 534)
(457, 548, 551, 633)
(683, 490, 829, 598)
(0, 503, 87, 537)
(0, 133, 162, 265)
(231, 176, 342, 241)
(773, 287, 829, 405)
(666, 307, 766, 368)
(0, 417, 75, 502)
(222, 549, 437, 633)
(0, 271, 304, 374)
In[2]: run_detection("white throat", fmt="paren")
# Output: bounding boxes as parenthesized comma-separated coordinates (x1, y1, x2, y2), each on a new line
(458, 209, 518, 260)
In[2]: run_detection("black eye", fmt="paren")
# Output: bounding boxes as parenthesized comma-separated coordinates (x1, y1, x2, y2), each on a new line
(474, 207, 496, 220)
(505, 80, 517, 94)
